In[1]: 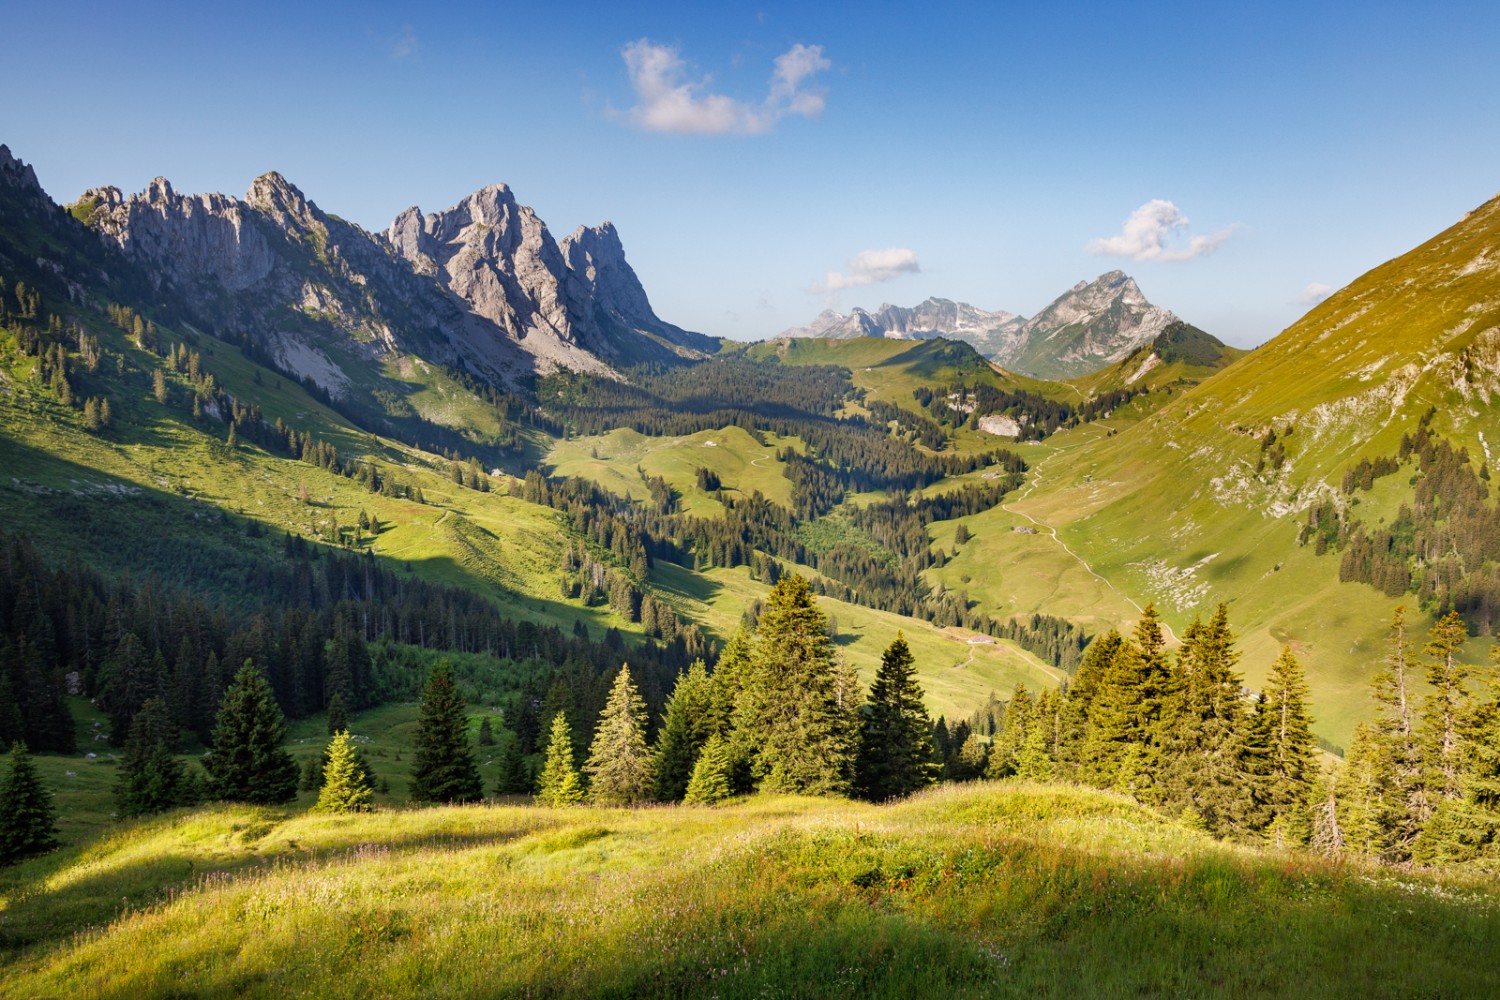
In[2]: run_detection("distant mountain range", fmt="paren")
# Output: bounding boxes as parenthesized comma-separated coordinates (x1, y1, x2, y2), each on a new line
(780, 271, 1182, 379)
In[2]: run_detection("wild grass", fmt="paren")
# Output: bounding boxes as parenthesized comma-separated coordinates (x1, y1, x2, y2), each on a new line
(2, 782, 1496, 998)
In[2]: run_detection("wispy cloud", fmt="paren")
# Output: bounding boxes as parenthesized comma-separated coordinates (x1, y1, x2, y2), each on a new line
(615, 39, 830, 135)
(391, 25, 420, 61)
(1087, 199, 1236, 262)
(1301, 282, 1334, 305)
(819, 248, 921, 293)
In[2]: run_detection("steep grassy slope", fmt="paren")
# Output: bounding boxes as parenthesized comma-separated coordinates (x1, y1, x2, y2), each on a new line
(995, 194, 1500, 744)
(2, 783, 1495, 998)
(1068, 320, 1248, 397)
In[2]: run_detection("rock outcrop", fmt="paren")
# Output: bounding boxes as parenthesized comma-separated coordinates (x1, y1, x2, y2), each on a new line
(71, 167, 712, 388)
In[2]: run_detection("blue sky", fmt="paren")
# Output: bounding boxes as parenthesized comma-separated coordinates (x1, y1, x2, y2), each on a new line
(6, 1, 1500, 347)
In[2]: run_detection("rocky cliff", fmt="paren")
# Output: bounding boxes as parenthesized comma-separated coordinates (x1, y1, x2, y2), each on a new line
(72, 167, 711, 391)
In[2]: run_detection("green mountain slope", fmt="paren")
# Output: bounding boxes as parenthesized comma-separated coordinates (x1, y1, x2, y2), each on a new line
(996, 194, 1500, 744)
(1067, 320, 1248, 397)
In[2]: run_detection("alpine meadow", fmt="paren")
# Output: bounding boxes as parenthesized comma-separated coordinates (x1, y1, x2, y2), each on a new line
(4, 3, 1500, 996)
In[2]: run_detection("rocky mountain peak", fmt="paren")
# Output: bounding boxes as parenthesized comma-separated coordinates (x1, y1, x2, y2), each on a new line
(246, 171, 321, 231)
(0, 145, 42, 193)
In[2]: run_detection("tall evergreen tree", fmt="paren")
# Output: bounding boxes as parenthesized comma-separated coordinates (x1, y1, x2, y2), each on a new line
(315, 731, 374, 813)
(990, 684, 1036, 779)
(1055, 630, 1122, 779)
(1256, 647, 1319, 843)
(204, 660, 298, 805)
(1016, 689, 1058, 781)
(536, 712, 584, 806)
(653, 660, 718, 801)
(1420, 611, 1473, 803)
(1334, 722, 1385, 857)
(1080, 605, 1169, 790)
(325, 691, 349, 737)
(492, 731, 532, 796)
(0, 741, 58, 865)
(585, 664, 653, 805)
(410, 663, 483, 804)
(734, 575, 858, 795)
(1414, 642, 1500, 864)
(683, 734, 734, 805)
(115, 697, 190, 817)
(854, 633, 939, 800)
(1153, 606, 1252, 836)
(1370, 606, 1429, 858)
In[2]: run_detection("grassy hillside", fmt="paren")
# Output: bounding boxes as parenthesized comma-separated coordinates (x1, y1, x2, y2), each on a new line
(2, 782, 1496, 998)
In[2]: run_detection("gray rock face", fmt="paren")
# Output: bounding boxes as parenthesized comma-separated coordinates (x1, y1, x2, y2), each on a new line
(560, 222, 718, 360)
(992, 271, 1178, 379)
(81, 178, 277, 292)
(0, 145, 42, 194)
(75, 166, 711, 386)
(778, 275, 1181, 380)
(780, 297, 1020, 344)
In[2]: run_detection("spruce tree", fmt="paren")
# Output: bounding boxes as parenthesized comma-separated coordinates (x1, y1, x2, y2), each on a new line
(854, 633, 939, 801)
(326, 691, 349, 736)
(314, 731, 374, 813)
(1056, 630, 1121, 779)
(1016, 715, 1056, 780)
(115, 697, 189, 817)
(987, 684, 1034, 779)
(1152, 606, 1252, 837)
(1370, 606, 1429, 858)
(410, 663, 483, 804)
(653, 660, 717, 801)
(1259, 646, 1318, 841)
(585, 664, 653, 805)
(492, 731, 532, 796)
(204, 660, 298, 805)
(734, 575, 858, 795)
(1414, 643, 1500, 864)
(536, 712, 584, 806)
(1420, 611, 1472, 803)
(0, 741, 58, 865)
(683, 734, 734, 805)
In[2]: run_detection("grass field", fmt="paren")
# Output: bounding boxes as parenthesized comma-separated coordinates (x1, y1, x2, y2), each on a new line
(3, 781, 1497, 998)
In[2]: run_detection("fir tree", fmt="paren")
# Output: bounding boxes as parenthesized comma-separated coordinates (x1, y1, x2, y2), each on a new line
(1152, 606, 1252, 837)
(586, 664, 653, 805)
(683, 734, 734, 805)
(204, 660, 298, 805)
(115, 697, 188, 817)
(1259, 646, 1318, 841)
(1016, 714, 1056, 781)
(1420, 611, 1472, 803)
(314, 731, 374, 813)
(854, 633, 939, 801)
(0, 741, 58, 865)
(1335, 722, 1385, 856)
(734, 575, 858, 795)
(653, 660, 718, 801)
(326, 691, 349, 736)
(1055, 630, 1122, 779)
(1370, 606, 1429, 858)
(410, 663, 483, 804)
(492, 731, 532, 796)
(987, 684, 1034, 779)
(1414, 643, 1500, 864)
(478, 716, 495, 747)
(536, 712, 584, 806)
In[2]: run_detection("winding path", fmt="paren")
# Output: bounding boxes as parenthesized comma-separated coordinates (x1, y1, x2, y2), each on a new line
(1000, 444, 1179, 643)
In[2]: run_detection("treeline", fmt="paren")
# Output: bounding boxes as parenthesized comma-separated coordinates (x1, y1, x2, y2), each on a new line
(913, 383, 1145, 441)
(1305, 421, 1500, 631)
(521, 469, 1087, 671)
(0, 528, 705, 757)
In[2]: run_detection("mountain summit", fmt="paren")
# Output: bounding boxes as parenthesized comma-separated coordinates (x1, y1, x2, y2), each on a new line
(72, 167, 712, 388)
(779, 272, 1180, 379)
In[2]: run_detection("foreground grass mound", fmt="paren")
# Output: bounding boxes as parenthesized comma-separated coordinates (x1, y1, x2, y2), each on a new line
(2, 783, 1497, 998)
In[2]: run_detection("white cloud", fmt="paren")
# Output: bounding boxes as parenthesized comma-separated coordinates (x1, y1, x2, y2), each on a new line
(391, 26, 419, 60)
(1301, 282, 1334, 304)
(821, 248, 921, 292)
(1087, 199, 1236, 262)
(616, 39, 829, 135)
